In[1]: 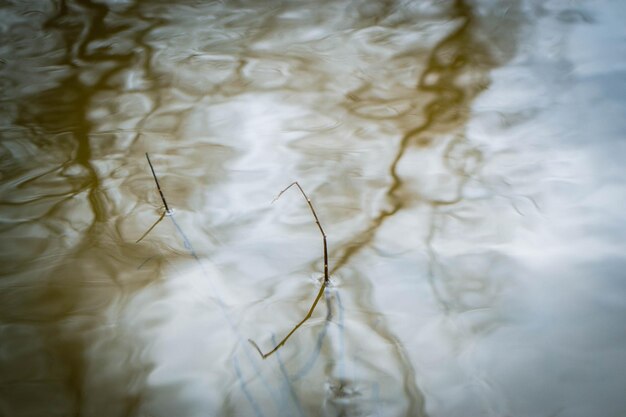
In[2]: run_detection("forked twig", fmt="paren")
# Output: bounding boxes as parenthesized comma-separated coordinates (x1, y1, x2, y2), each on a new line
(136, 153, 171, 243)
(248, 181, 330, 359)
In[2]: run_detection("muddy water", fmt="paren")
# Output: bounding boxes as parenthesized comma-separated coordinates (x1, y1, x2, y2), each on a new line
(1, 0, 626, 416)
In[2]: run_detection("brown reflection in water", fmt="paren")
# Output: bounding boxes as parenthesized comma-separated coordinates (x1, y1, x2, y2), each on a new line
(331, 0, 521, 312)
(332, 0, 516, 272)
(0, 1, 163, 414)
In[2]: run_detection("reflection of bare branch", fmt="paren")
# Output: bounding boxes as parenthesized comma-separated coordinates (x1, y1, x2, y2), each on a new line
(249, 182, 330, 359)
(331, 0, 499, 276)
(324, 3, 508, 414)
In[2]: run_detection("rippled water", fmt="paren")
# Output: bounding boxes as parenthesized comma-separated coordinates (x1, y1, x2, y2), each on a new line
(1, 0, 626, 416)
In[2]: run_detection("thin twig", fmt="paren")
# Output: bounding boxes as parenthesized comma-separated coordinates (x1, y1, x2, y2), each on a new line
(249, 181, 330, 359)
(145, 152, 171, 214)
(136, 153, 171, 244)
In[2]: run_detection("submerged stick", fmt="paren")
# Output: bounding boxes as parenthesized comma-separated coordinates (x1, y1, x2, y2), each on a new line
(135, 211, 166, 244)
(248, 181, 330, 359)
(136, 153, 171, 243)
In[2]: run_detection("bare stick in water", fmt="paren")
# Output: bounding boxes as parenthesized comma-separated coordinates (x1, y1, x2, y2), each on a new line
(248, 181, 330, 359)
(136, 153, 171, 243)
(145, 152, 171, 213)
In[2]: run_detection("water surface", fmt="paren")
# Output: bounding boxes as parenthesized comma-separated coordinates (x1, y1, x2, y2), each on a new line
(1, 1, 625, 416)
